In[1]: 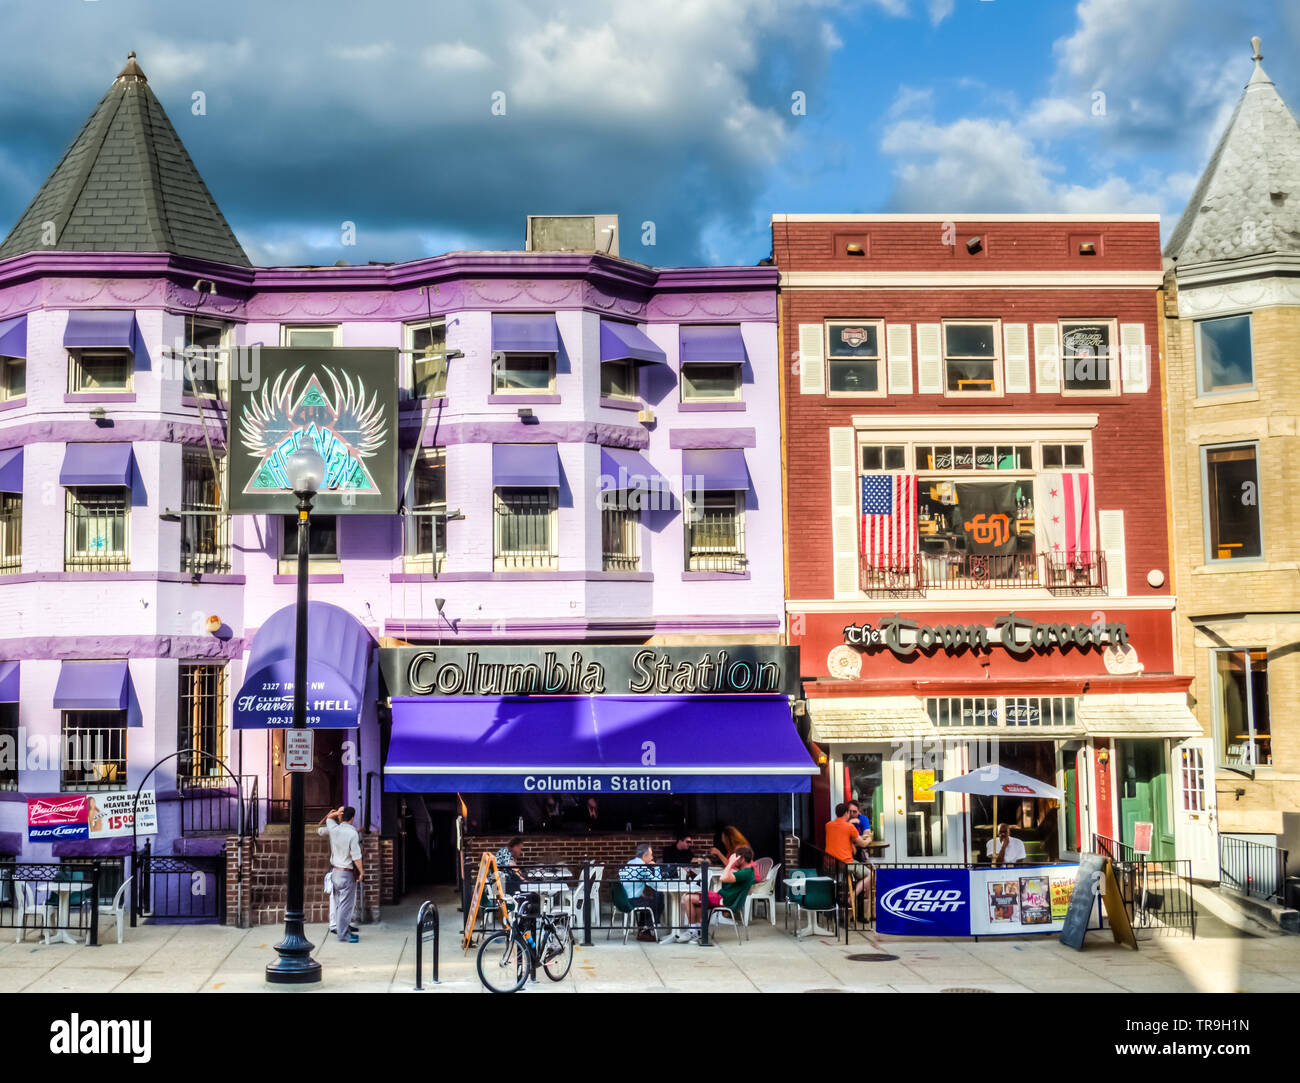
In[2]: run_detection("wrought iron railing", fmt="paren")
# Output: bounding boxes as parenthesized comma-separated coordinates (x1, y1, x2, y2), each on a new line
(179, 774, 258, 837)
(1219, 834, 1288, 903)
(602, 505, 640, 571)
(65, 490, 130, 571)
(861, 550, 1107, 596)
(60, 721, 127, 792)
(494, 490, 558, 571)
(0, 861, 103, 944)
(1093, 834, 1196, 938)
(686, 509, 747, 573)
(0, 493, 20, 574)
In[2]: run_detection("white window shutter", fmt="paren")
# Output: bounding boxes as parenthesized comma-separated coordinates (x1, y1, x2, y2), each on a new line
(1033, 324, 1060, 393)
(829, 427, 859, 598)
(1098, 509, 1126, 596)
(1003, 323, 1030, 393)
(886, 324, 912, 395)
(1120, 323, 1148, 394)
(798, 324, 825, 395)
(916, 323, 942, 394)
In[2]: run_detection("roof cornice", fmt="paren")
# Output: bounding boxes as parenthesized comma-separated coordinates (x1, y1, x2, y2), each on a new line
(1173, 251, 1300, 288)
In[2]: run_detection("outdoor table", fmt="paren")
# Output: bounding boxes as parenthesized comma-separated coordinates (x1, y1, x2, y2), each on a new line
(783, 876, 836, 938)
(655, 870, 723, 928)
(45, 882, 85, 946)
(521, 868, 574, 912)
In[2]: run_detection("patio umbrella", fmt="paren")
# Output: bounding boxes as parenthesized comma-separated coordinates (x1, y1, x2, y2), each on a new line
(931, 766, 1062, 858)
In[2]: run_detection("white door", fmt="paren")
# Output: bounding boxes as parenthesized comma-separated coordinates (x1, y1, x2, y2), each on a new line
(1173, 738, 1219, 881)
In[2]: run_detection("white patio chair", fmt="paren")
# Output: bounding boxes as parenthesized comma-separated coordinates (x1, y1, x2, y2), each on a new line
(107, 879, 130, 944)
(14, 881, 45, 943)
(568, 865, 604, 929)
(745, 863, 780, 926)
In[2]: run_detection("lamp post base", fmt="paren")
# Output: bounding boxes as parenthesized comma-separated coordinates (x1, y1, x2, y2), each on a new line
(265, 928, 322, 985)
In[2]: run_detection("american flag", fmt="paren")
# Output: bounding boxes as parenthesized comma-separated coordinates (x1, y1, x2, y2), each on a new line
(1038, 472, 1092, 559)
(860, 474, 917, 568)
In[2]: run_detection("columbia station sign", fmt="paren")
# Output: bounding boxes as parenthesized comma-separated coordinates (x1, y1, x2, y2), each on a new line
(380, 645, 801, 698)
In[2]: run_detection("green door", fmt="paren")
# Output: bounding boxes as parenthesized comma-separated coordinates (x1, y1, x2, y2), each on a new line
(1062, 751, 1078, 854)
(1118, 740, 1173, 859)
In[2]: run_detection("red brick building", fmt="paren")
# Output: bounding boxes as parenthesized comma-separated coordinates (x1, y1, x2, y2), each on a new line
(774, 214, 1215, 877)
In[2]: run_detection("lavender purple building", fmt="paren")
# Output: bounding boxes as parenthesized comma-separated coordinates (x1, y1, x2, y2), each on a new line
(0, 56, 796, 914)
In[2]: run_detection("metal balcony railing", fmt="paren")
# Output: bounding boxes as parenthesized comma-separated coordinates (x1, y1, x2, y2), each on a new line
(861, 550, 1108, 597)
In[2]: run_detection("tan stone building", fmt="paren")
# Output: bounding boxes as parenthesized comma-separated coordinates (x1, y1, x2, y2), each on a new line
(1164, 39, 1300, 897)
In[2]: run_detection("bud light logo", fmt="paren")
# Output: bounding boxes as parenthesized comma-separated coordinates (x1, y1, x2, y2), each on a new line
(875, 869, 972, 936)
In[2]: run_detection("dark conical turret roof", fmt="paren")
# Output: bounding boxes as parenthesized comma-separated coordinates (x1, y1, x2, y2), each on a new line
(0, 52, 250, 266)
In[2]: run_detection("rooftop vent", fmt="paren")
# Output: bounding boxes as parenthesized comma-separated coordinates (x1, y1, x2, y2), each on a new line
(526, 214, 619, 255)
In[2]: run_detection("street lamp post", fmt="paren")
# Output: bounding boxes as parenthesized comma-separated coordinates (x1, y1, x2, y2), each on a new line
(266, 443, 327, 985)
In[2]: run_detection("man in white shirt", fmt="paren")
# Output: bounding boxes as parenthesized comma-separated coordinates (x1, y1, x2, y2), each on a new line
(318, 805, 364, 943)
(987, 823, 1026, 867)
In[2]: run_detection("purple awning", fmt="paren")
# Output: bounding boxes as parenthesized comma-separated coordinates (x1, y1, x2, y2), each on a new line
(600, 321, 666, 365)
(0, 661, 18, 703)
(0, 314, 26, 358)
(233, 601, 376, 729)
(491, 313, 560, 354)
(492, 443, 560, 488)
(680, 324, 746, 364)
(53, 661, 130, 711)
(599, 447, 668, 494)
(385, 694, 814, 794)
(682, 448, 749, 491)
(59, 443, 134, 487)
(63, 310, 138, 351)
(0, 448, 21, 493)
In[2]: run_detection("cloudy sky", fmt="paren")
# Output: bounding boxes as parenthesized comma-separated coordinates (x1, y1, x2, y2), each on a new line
(0, 0, 1294, 267)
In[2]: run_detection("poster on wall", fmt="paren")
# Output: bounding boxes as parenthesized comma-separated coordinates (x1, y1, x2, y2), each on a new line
(1050, 878, 1075, 919)
(969, 865, 1086, 936)
(228, 348, 398, 514)
(1018, 876, 1052, 925)
(27, 791, 158, 842)
(987, 880, 1020, 924)
(912, 769, 936, 803)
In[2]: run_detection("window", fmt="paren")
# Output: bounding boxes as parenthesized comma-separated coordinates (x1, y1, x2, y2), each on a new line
(927, 696, 1077, 728)
(1204, 444, 1262, 561)
(1061, 321, 1116, 393)
(493, 353, 555, 394)
(282, 325, 340, 348)
(405, 449, 446, 569)
(279, 514, 338, 570)
(843, 752, 884, 837)
(904, 766, 946, 857)
(65, 488, 128, 571)
(1041, 444, 1087, 469)
(601, 494, 640, 571)
(916, 445, 1034, 471)
(943, 321, 1000, 394)
(0, 492, 19, 573)
(681, 363, 741, 403)
(61, 710, 126, 791)
(182, 319, 229, 399)
(826, 321, 883, 395)
(406, 320, 447, 399)
(601, 359, 637, 401)
(0, 355, 24, 401)
(181, 449, 229, 574)
(1213, 649, 1271, 769)
(0, 703, 15, 790)
(685, 490, 746, 572)
(861, 444, 907, 472)
(177, 664, 227, 780)
(1197, 314, 1253, 394)
(69, 350, 131, 392)
(494, 487, 557, 570)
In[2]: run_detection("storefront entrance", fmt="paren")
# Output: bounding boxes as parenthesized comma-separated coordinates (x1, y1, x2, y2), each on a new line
(270, 728, 346, 823)
(1117, 739, 1173, 859)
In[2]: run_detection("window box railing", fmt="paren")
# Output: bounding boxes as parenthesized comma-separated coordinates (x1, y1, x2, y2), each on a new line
(59, 723, 127, 792)
(0, 494, 19, 574)
(861, 550, 1107, 596)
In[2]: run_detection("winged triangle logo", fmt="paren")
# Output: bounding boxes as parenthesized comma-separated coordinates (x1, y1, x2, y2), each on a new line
(239, 366, 388, 494)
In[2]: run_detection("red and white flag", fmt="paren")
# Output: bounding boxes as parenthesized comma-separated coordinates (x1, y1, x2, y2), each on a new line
(1038, 472, 1093, 559)
(860, 474, 917, 568)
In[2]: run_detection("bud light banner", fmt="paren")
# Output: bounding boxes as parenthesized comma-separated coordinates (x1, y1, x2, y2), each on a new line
(875, 867, 972, 936)
(228, 348, 398, 515)
(876, 864, 1092, 937)
(27, 791, 157, 842)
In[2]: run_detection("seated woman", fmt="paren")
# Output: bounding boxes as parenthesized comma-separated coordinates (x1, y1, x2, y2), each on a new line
(708, 824, 750, 865)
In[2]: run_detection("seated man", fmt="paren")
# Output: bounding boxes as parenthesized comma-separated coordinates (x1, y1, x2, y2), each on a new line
(619, 842, 665, 941)
(987, 823, 1026, 867)
(679, 846, 756, 942)
(662, 832, 696, 872)
(825, 802, 872, 905)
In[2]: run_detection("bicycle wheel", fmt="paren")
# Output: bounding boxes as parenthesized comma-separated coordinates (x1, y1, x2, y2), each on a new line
(540, 917, 574, 982)
(476, 930, 530, 993)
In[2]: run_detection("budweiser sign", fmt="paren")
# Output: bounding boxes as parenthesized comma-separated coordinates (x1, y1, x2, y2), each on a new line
(26, 791, 157, 843)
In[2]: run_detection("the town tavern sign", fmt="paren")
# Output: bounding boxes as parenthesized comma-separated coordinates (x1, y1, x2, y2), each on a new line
(842, 613, 1129, 656)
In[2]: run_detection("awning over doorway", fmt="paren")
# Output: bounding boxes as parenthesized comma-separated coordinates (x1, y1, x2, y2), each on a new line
(1078, 695, 1201, 739)
(385, 694, 816, 794)
(233, 601, 376, 729)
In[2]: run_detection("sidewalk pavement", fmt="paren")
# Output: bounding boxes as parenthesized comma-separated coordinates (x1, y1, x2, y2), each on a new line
(2, 889, 1297, 994)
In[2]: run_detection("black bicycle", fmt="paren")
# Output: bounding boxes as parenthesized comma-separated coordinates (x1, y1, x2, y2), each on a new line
(476, 890, 574, 992)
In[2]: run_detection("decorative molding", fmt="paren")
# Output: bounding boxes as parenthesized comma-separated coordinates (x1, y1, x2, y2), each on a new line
(420, 420, 648, 449)
(0, 419, 225, 450)
(668, 427, 756, 449)
(1176, 276, 1300, 318)
(0, 635, 245, 660)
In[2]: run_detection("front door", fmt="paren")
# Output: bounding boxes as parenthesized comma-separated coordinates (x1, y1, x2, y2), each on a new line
(1173, 738, 1220, 881)
(270, 729, 346, 822)
(1118, 739, 1173, 860)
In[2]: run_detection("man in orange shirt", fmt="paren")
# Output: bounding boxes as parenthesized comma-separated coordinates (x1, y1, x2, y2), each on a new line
(824, 802, 871, 905)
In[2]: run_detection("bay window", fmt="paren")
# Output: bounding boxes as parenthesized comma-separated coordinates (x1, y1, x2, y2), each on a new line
(494, 487, 557, 570)
(1203, 443, 1262, 561)
(493, 353, 555, 394)
(601, 359, 637, 401)
(0, 355, 24, 400)
(282, 325, 339, 348)
(406, 320, 447, 399)
(66, 487, 129, 571)
(69, 349, 131, 392)
(405, 449, 447, 569)
(1196, 314, 1253, 395)
(180, 448, 229, 574)
(182, 318, 229, 400)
